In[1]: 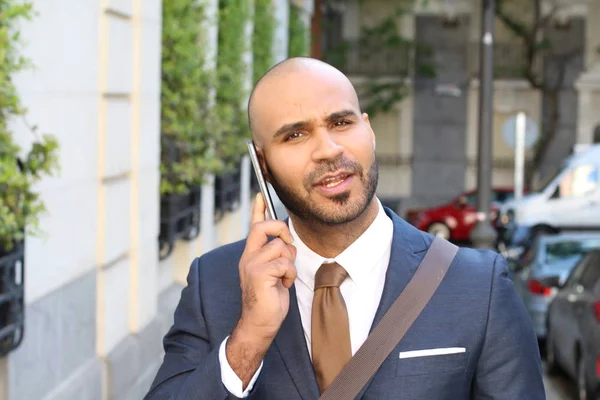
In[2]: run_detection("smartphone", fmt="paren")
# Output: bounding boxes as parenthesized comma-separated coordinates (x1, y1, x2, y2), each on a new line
(247, 140, 278, 220)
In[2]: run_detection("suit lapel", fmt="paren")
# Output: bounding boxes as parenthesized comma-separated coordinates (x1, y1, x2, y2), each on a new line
(355, 208, 430, 399)
(274, 209, 430, 400)
(370, 209, 429, 332)
(274, 284, 320, 400)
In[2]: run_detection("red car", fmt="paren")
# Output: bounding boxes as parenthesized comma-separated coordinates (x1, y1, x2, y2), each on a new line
(405, 187, 517, 242)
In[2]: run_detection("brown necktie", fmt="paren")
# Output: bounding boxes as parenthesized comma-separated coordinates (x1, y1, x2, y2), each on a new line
(311, 261, 352, 394)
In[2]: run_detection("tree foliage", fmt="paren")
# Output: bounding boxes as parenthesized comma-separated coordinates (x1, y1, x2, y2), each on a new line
(320, 0, 436, 118)
(214, 0, 252, 167)
(0, 1, 60, 252)
(495, 0, 582, 188)
(161, 0, 257, 196)
(252, 0, 275, 83)
(355, 5, 436, 116)
(160, 0, 221, 195)
(289, 4, 309, 57)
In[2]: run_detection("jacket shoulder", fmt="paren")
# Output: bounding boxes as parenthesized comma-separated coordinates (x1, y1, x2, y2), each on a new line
(194, 238, 247, 281)
(415, 226, 504, 283)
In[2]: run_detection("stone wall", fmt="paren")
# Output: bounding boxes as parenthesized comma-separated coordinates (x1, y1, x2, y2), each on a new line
(409, 14, 471, 210)
(0, 0, 163, 398)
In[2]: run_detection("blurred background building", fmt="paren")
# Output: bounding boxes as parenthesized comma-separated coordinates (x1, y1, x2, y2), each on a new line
(317, 0, 600, 213)
(0, 0, 599, 399)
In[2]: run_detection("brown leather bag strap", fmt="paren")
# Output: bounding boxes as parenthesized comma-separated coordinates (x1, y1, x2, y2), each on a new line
(319, 236, 459, 400)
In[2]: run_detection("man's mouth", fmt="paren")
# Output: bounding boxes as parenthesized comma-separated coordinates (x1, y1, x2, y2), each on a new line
(315, 172, 352, 188)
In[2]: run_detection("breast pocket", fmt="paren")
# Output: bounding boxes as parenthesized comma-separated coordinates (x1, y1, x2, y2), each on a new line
(395, 351, 468, 400)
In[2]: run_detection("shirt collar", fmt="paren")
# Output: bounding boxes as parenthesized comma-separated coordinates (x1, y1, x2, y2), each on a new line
(289, 199, 393, 290)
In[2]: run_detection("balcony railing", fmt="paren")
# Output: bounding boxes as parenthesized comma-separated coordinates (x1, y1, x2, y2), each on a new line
(159, 187, 202, 259)
(326, 37, 541, 81)
(325, 39, 413, 77)
(214, 166, 241, 222)
(0, 243, 25, 357)
(468, 41, 543, 80)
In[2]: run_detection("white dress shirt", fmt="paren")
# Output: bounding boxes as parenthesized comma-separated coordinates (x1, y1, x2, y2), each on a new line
(218, 199, 394, 397)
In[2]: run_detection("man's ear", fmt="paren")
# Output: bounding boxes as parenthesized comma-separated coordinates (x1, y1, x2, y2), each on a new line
(257, 149, 272, 183)
(362, 112, 376, 145)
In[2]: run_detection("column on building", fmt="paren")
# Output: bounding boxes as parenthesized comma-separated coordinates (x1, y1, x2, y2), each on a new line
(395, 8, 416, 215)
(575, 0, 600, 145)
(239, 0, 255, 238)
(273, 0, 290, 62)
(199, 0, 220, 258)
(1, 1, 108, 398)
(95, 0, 163, 398)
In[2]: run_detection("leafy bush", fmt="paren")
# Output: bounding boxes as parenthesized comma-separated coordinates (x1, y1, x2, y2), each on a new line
(288, 4, 309, 57)
(214, 0, 252, 166)
(0, 1, 60, 252)
(252, 0, 275, 83)
(160, 0, 221, 195)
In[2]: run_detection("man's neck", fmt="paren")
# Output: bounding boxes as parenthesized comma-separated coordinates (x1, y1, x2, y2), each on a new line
(289, 199, 380, 259)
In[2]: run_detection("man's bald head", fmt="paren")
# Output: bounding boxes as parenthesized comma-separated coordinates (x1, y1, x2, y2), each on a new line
(247, 57, 361, 146)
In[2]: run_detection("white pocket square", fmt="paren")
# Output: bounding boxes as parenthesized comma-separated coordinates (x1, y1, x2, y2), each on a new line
(399, 347, 466, 359)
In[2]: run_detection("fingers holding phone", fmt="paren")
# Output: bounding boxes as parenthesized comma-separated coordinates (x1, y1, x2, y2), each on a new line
(237, 192, 297, 340)
(225, 147, 296, 384)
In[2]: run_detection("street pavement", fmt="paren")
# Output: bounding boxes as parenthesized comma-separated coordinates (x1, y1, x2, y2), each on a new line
(544, 363, 576, 400)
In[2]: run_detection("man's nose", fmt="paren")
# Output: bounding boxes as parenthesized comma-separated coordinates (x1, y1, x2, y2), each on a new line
(312, 131, 344, 161)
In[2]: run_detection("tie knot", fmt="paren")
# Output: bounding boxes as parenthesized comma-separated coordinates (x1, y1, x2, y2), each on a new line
(314, 262, 348, 289)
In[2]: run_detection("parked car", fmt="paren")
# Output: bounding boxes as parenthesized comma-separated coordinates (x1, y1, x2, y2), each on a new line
(511, 232, 600, 341)
(405, 187, 516, 242)
(503, 225, 541, 278)
(545, 249, 600, 400)
(498, 144, 600, 238)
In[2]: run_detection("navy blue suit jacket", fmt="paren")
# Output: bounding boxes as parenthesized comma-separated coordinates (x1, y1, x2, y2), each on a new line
(145, 208, 545, 399)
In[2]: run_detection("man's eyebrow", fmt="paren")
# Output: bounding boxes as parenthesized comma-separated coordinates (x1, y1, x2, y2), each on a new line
(271, 109, 358, 141)
(326, 109, 357, 122)
(272, 120, 311, 140)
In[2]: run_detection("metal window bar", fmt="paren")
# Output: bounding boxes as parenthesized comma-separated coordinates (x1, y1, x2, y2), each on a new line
(158, 187, 202, 260)
(0, 243, 25, 357)
(214, 167, 241, 221)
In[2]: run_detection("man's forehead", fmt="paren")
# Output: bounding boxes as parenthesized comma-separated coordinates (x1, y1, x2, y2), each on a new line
(248, 59, 360, 141)
(258, 96, 356, 129)
(254, 77, 357, 116)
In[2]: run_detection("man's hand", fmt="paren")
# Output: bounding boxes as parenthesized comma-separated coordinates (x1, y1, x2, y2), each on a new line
(226, 193, 297, 389)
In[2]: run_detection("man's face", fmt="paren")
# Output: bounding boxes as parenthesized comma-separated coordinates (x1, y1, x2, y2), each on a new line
(252, 67, 378, 225)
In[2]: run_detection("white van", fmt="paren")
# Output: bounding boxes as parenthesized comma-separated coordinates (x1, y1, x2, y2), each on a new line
(499, 144, 600, 236)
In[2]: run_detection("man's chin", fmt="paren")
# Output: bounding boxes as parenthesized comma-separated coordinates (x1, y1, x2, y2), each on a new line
(310, 199, 370, 225)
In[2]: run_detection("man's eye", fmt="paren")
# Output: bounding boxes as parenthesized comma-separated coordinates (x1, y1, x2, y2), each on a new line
(285, 132, 302, 141)
(334, 119, 352, 127)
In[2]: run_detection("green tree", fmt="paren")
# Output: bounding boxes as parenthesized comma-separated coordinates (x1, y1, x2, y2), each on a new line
(0, 1, 60, 252)
(160, 0, 221, 195)
(320, 0, 436, 117)
(253, 0, 276, 83)
(496, 0, 582, 189)
(289, 4, 309, 57)
(215, 0, 252, 165)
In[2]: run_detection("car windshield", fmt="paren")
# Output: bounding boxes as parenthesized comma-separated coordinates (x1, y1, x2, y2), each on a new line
(545, 238, 600, 265)
(536, 167, 564, 193)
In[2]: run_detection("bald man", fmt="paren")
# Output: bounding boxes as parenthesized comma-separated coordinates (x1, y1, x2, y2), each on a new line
(145, 58, 545, 400)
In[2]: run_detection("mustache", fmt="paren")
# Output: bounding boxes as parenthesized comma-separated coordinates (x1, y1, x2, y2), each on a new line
(306, 155, 363, 185)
